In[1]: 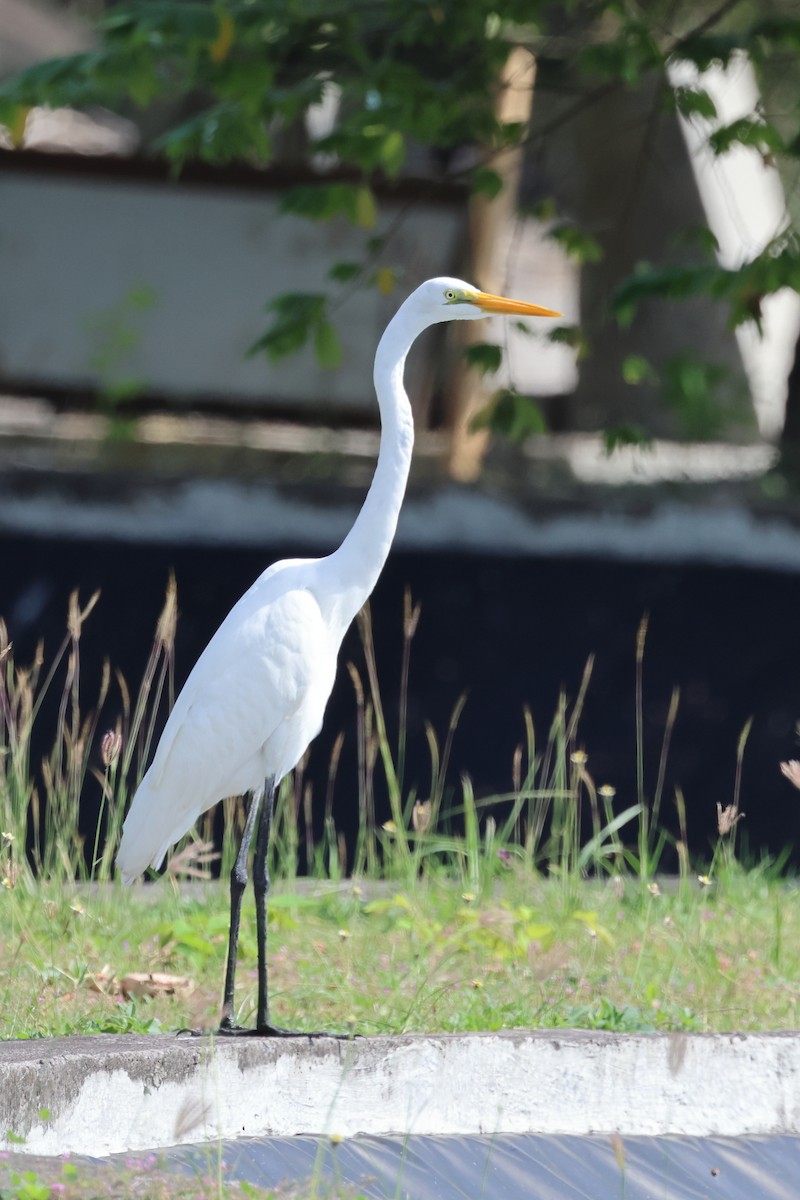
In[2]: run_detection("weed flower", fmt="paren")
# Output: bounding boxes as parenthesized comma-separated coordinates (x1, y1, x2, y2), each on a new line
(716, 802, 744, 836)
(698, 874, 714, 887)
(412, 800, 431, 834)
(1, 831, 14, 844)
(337, 929, 350, 940)
(647, 882, 661, 897)
(382, 820, 397, 834)
(780, 760, 800, 790)
(100, 729, 122, 767)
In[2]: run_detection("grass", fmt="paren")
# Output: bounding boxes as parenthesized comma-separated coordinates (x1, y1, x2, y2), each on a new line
(0, 583, 797, 1197)
(2, 864, 799, 1041)
(0, 585, 792, 1039)
(0, 1149, 370, 1200)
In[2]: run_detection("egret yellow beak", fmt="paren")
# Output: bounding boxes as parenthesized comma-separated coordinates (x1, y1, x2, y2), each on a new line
(471, 290, 562, 319)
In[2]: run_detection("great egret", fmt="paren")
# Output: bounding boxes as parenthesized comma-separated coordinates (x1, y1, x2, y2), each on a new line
(116, 276, 560, 1035)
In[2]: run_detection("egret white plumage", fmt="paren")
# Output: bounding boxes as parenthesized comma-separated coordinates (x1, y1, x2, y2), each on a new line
(116, 276, 560, 1035)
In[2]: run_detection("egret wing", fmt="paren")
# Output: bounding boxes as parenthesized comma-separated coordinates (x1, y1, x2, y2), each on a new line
(117, 580, 333, 879)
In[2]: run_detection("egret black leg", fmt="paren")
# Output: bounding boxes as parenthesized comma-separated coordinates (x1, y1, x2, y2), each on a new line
(253, 775, 275, 1031)
(219, 789, 261, 1032)
(216, 777, 349, 1040)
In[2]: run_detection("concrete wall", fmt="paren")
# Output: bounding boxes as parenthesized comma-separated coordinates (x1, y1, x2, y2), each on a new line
(0, 165, 465, 415)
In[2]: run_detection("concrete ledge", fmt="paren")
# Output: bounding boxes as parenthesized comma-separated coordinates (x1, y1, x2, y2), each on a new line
(2, 1030, 800, 1157)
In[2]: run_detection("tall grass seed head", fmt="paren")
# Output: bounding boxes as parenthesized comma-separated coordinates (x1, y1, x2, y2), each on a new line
(412, 800, 431, 834)
(101, 729, 123, 767)
(716, 802, 744, 836)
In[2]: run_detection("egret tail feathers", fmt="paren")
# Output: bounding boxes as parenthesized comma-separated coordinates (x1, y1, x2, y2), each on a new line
(116, 776, 199, 883)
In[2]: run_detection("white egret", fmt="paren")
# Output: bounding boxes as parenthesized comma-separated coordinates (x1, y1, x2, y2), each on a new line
(116, 276, 560, 1035)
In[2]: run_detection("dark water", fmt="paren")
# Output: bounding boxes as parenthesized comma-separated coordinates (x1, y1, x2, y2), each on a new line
(3, 531, 800, 867)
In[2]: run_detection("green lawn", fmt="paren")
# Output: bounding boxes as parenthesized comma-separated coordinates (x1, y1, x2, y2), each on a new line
(2, 865, 798, 1041)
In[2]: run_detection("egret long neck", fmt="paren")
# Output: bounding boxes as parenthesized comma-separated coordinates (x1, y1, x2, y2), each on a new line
(325, 310, 417, 628)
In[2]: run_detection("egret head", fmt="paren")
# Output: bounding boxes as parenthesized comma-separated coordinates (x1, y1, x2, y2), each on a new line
(410, 276, 562, 325)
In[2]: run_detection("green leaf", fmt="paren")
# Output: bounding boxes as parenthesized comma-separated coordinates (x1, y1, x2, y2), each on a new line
(471, 168, 504, 200)
(612, 262, 717, 326)
(548, 224, 603, 264)
(155, 103, 270, 167)
(363, 894, 413, 917)
(622, 355, 655, 385)
(169, 929, 217, 956)
(354, 185, 378, 229)
(248, 292, 326, 363)
(663, 354, 730, 439)
(671, 86, 717, 121)
(548, 325, 589, 359)
(0, 102, 29, 146)
(528, 197, 558, 222)
(708, 117, 784, 158)
(679, 224, 720, 257)
(281, 183, 353, 221)
(110, 2, 219, 41)
(470, 390, 546, 441)
(580, 23, 661, 85)
(314, 318, 343, 369)
(672, 33, 742, 71)
(380, 130, 405, 176)
(603, 424, 650, 453)
(0, 51, 97, 108)
(328, 261, 361, 284)
(463, 342, 502, 375)
(281, 183, 376, 228)
(127, 284, 159, 313)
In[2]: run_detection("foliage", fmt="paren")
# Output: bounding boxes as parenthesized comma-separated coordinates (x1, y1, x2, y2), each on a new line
(2, 1, 800, 437)
(470, 389, 546, 440)
(0, 580, 789, 1059)
(0, 1148, 358, 1200)
(0, 578, 791, 1080)
(3, 859, 798, 1044)
(0, 581, 176, 884)
(612, 231, 800, 335)
(0, 580, 755, 905)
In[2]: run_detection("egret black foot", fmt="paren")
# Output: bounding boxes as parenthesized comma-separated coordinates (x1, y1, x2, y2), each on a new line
(216, 1017, 256, 1036)
(257, 1023, 343, 1038)
(215, 1020, 351, 1038)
